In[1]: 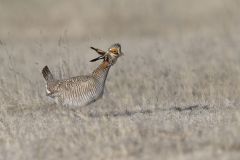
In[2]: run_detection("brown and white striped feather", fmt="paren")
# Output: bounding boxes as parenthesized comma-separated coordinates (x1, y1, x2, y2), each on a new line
(45, 67, 109, 107)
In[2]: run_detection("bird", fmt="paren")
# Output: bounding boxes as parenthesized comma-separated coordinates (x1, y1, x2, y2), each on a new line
(42, 43, 123, 107)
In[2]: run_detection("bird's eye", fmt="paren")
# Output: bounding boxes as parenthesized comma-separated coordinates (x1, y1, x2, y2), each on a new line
(110, 48, 118, 54)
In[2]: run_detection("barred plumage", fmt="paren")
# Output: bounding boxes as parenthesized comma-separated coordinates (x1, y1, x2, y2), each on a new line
(42, 43, 123, 107)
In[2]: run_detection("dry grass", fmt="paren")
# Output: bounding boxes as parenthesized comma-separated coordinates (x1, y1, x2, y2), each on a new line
(1, 34, 240, 160)
(1, 0, 240, 160)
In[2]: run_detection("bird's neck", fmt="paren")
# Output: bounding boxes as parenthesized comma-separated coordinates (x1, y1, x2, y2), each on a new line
(92, 61, 111, 83)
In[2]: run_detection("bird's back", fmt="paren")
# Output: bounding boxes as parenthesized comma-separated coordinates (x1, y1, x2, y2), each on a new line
(46, 75, 104, 106)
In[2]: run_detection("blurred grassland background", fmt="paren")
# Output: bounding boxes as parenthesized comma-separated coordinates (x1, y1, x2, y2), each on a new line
(0, 0, 240, 39)
(1, 0, 240, 160)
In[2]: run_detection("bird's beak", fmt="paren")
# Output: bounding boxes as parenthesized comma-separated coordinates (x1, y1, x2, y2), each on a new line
(90, 55, 105, 62)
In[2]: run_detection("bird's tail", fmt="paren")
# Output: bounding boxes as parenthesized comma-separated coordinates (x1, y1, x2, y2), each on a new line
(42, 66, 54, 81)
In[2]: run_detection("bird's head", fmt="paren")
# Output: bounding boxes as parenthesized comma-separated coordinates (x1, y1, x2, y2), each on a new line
(90, 43, 123, 65)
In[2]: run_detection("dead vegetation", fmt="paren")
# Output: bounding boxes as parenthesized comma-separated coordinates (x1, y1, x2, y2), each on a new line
(1, 0, 240, 160)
